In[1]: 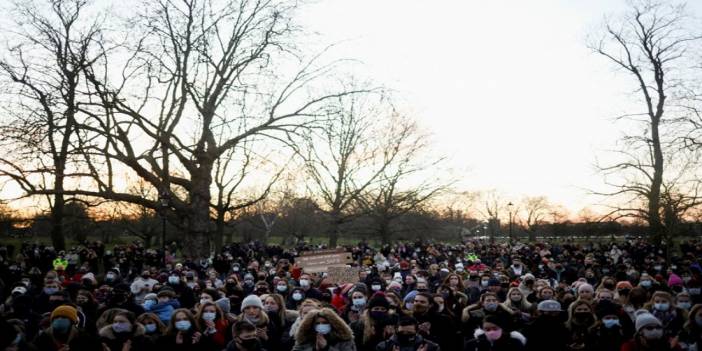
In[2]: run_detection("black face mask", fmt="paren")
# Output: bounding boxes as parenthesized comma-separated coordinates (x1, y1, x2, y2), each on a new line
(238, 337, 260, 349)
(397, 333, 416, 346)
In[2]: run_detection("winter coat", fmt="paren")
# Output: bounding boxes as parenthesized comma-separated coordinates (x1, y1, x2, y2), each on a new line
(99, 323, 152, 351)
(292, 308, 356, 351)
(31, 326, 103, 351)
(463, 329, 526, 351)
(145, 299, 180, 323)
(522, 316, 570, 351)
(375, 334, 440, 351)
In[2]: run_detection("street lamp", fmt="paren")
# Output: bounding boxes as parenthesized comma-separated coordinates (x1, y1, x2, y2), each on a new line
(159, 191, 171, 266)
(508, 202, 514, 242)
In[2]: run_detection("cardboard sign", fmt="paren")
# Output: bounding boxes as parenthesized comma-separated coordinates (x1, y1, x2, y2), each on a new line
(326, 266, 360, 284)
(299, 248, 346, 256)
(297, 250, 353, 273)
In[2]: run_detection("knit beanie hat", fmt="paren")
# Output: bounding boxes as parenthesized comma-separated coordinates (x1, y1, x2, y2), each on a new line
(51, 305, 78, 323)
(368, 293, 390, 310)
(667, 273, 683, 287)
(595, 300, 620, 319)
(240, 294, 264, 312)
(634, 310, 662, 332)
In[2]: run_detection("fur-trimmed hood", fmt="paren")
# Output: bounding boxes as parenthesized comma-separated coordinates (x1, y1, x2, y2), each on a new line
(99, 323, 146, 339)
(295, 307, 353, 344)
(473, 328, 526, 346)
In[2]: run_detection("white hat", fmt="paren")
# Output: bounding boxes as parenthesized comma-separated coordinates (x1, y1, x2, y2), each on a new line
(240, 294, 263, 312)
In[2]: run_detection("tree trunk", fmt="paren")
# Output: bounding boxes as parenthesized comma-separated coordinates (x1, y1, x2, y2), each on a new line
(328, 218, 341, 247)
(185, 165, 213, 258)
(649, 118, 665, 245)
(379, 220, 391, 245)
(215, 211, 225, 252)
(51, 170, 66, 250)
(528, 230, 536, 242)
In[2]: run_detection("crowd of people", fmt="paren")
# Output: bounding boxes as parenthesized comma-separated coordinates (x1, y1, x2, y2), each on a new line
(0, 237, 701, 351)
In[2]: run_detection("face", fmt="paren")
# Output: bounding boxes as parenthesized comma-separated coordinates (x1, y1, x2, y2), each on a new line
(352, 292, 365, 300)
(203, 306, 216, 314)
(405, 276, 415, 285)
(315, 317, 328, 326)
(653, 296, 669, 304)
(114, 315, 130, 325)
(244, 306, 260, 318)
(264, 297, 278, 310)
(574, 305, 591, 314)
(483, 321, 500, 332)
(175, 312, 189, 322)
(397, 325, 416, 334)
(413, 295, 430, 310)
(201, 294, 213, 303)
(598, 292, 613, 301)
(449, 276, 459, 286)
(541, 289, 554, 300)
(483, 296, 498, 305)
(579, 289, 593, 300)
(510, 291, 522, 301)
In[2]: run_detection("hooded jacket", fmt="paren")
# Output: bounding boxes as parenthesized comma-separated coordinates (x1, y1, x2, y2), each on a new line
(99, 323, 151, 351)
(464, 329, 526, 351)
(292, 308, 355, 351)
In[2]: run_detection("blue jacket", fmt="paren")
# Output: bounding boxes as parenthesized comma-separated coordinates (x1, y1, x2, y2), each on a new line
(145, 299, 180, 323)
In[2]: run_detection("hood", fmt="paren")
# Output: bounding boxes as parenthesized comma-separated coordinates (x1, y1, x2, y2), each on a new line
(99, 323, 146, 340)
(295, 307, 353, 344)
(473, 329, 526, 346)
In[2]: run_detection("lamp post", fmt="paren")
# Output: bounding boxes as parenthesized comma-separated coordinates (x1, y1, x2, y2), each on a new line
(159, 191, 170, 266)
(508, 202, 514, 242)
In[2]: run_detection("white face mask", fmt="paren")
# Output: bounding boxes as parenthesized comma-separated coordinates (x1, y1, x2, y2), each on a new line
(299, 279, 310, 288)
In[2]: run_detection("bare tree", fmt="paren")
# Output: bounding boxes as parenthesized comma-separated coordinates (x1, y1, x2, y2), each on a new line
(27, 0, 365, 257)
(519, 196, 551, 242)
(590, 0, 701, 244)
(0, 0, 103, 250)
(355, 116, 451, 244)
(301, 92, 414, 246)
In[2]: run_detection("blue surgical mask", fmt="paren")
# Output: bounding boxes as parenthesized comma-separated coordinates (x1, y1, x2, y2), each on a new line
(292, 293, 303, 301)
(202, 312, 216, 321)
(315, 323, 331, 335)
(676, 302, 691, 310)
(51, 318, 72, 333)
(484, 303, 498, 312)
(44, 287, 58, 295)
(175, 320, 191, 331)
(112, 322, 132, 333)
(276, 285, 288, 292)
(603, 319, 620, 328)
(640, 280, 652, 288)
(654, 302, 669, 311)
(143, 300, 156, 309)
(352, 297, 366, 307)
(145, 323, 158, 333)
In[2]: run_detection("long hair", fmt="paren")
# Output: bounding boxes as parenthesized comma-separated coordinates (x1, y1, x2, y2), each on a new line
(194, 301, 225, 329)
(266, 293, 288, 325)
(136, 312, 166, 334)
(166, 308, 197, 336)
(294, 308, 353, 345)
(565, 300, 595, 329)
(502, 287, 532, 311)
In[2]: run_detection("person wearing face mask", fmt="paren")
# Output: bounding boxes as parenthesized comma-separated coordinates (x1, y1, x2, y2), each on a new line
(236, 294, 274, 349)
(292, 308, 355, 351)
(588, 300, 627, 351)
(375, 316, 439, 351)
(157, 309, 204, 349)
(99, 310, 151, 350)
(136, 313, 166, 344)
(673, 292, 691, 311)
(32, 305, 101, 351)
(565, 300, 596, 350)
(297, 274, 323, 301)
(620, 310, 674, 351)
(462, 293, 514, 337)
(676, 303, 702, 351)
(350, 293, 394, 351)
(411, 292, 455, 351)
(195, 301, 230, 349)
(74, 290, 99, 334)
(146, 289, 180, 323)
(501, 288, 533, 325)
(287, 288, 307, 310)
(165, 273, 196, 309)
(523, 300, 569, 351)
(225, 321, 267, 351)
(263, 293, 299, 351)
(131, 270, 158, 305)
(644, 291, 686, 339)
(464, 315, 526, 351)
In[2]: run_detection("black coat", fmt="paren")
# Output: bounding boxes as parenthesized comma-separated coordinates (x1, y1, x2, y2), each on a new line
(463, 330, 526, 351)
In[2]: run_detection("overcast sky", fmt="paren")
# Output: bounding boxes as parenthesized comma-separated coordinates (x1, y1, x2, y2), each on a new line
(298, 0, 702, 214)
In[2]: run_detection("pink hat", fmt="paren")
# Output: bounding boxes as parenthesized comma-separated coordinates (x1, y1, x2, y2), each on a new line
(667, 273, 683, 287)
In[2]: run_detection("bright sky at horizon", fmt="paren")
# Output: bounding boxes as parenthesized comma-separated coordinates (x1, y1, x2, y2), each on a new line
(297, 0, 702, 215)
